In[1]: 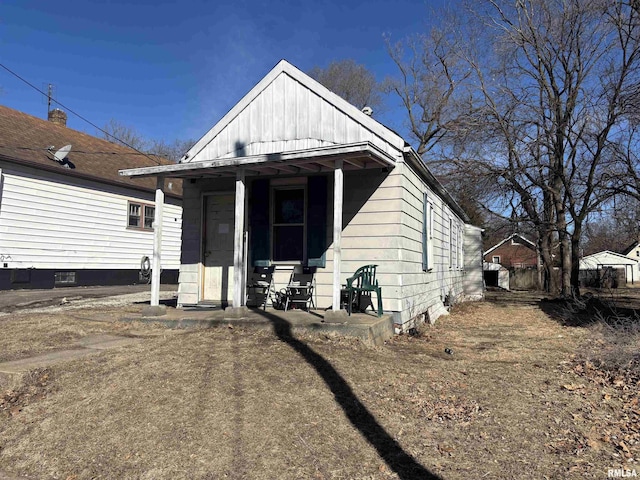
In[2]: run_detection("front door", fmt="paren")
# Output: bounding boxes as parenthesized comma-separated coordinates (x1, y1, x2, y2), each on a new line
(202, 194, 235, 305)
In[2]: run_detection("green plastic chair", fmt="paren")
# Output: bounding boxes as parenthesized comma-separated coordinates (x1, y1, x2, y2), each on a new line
(345, 265, 383, 317)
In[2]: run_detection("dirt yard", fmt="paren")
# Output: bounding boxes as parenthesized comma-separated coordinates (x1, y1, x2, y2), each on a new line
(0, 290, 638, 479)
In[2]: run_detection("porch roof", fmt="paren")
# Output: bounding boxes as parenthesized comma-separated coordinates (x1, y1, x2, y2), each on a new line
(119, 141, 395, 179)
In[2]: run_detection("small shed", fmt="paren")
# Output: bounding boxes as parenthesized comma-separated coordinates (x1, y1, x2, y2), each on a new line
(483, 262, 510, 290)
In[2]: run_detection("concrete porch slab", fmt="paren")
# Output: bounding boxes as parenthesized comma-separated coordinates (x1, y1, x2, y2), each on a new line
(121, 307, 394, 346)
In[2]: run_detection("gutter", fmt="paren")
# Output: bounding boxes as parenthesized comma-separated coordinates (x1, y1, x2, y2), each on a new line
(0, 153, 183, 200)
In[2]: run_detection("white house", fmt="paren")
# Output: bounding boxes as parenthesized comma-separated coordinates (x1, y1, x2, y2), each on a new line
(621, 240, 640, 282)
(120, 60, 484, 332)
(0, 105, 183, 289)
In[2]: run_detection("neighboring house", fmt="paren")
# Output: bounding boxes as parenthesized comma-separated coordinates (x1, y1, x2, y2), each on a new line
(579, 250, 639, 286)
(621, 240, 640, 283)
(0, 105, 183, 290)
(484, 233, 538, 268)
(121, 60, 484, 332)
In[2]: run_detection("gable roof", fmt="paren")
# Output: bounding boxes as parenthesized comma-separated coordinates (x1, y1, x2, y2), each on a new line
(580, 250, 639, 266)
(621, 240, 640, 256)
(119, 59, 469, 221)
(183, 60, 406, 164)
(484, 233, 536, 256)
(0, 105, 181, 197)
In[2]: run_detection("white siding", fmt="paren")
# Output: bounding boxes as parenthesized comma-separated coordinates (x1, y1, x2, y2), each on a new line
(315, 168, 403, 311)
(394, 161, 470, 330)
(187, 70, 403, 163)
(176, 167, 486, 326)
(464, 224, 484, 300)
(624, 245, 640, 283)
(0, 165, 182, 270)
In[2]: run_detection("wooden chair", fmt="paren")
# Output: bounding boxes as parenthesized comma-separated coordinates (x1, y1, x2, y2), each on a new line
(345, 265, 383, 317)
(284, 266, 317, 312)
(246, 265, 276, 310)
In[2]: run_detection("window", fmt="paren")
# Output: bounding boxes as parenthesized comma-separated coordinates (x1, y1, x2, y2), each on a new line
(250, 177, 326, 267)
(449, 216, 454, 268)
(55, 271, 76, 286)
(128, 202, 155, 231)
(272, 188, 305, 262)
(492, 256, 501, 264)
(458, 225, 464, 269)
(422, 193, 434, 271)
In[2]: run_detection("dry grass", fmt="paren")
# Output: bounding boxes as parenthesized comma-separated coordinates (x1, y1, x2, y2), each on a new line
(0, 296, 637, 479)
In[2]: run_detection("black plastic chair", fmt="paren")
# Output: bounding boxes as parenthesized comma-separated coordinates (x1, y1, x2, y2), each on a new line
(246, 265, 276, 310)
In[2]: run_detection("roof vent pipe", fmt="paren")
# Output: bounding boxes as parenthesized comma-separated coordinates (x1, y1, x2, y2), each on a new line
(48, 108, 67, 127)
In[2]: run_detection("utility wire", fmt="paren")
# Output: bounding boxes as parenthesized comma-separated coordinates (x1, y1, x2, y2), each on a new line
(0, 62, 163, 166)
(0, 144, 166, 157)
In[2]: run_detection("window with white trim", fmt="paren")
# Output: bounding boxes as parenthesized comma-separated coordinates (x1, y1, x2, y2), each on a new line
(128, 202, 155, 231)
(449, 216, 454, 268)
(492, 255, 501, 264)
(458, 224, 464, 269)
(422, 193, 434, 271)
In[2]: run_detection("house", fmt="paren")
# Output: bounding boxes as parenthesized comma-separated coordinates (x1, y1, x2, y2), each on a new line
(621, 240, 640, 283)
(0, 105, 183, 290)
(483, 233, 538, 268)
(579, 250, 638, 287)
(120, 60, 484, 332)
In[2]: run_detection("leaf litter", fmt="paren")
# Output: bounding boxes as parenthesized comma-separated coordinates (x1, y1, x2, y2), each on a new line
(0, 293, 637, 479)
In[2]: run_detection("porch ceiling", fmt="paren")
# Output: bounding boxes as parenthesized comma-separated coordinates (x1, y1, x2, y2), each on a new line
(119, 142, 396, 179)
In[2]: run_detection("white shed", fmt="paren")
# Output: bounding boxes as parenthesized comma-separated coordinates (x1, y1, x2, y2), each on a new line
(120, 60, 484, 332)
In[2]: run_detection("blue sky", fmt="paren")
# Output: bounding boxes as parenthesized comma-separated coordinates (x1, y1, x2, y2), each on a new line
(1, 0, 442, 148)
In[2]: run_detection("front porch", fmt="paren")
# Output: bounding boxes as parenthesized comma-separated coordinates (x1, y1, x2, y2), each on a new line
(121, 305, 395, 346)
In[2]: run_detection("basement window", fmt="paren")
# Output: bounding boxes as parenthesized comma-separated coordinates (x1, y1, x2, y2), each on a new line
(54, 271, 76, 286)
(128, 202, 155, 231)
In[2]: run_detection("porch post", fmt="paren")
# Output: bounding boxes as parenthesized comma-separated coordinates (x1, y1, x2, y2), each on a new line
(332, 160, 343, 311)
(233, 169, 246, 308)
(150, 176, 164, 308)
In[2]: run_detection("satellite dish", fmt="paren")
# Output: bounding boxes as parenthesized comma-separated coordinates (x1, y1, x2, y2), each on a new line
(53, 144, 72, 163)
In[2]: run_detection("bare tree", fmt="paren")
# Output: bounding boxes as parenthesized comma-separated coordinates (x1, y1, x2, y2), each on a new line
(384, 16, 481, 157)
(309, 59, 384, 112)
(101, 119, 148, 152)
(101, 119, 193, 163)
(474, 0, 640, 295)
(389, 0, 640, 294)
(147, 138, 194, 163)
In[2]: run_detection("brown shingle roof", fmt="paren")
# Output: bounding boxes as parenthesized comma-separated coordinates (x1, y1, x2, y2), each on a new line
(0, 105, 182, 197)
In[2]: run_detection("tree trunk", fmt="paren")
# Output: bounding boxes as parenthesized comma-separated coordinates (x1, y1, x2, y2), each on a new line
(570, 224, 583, 297)
(538, 232, 558, 294)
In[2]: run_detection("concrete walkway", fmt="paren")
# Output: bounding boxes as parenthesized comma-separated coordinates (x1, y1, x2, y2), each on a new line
(0, 334, 142, 374)
(0, 284, 176, 313)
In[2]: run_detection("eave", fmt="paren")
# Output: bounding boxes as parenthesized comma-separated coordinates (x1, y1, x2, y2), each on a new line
(119, 142, 396, 179)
